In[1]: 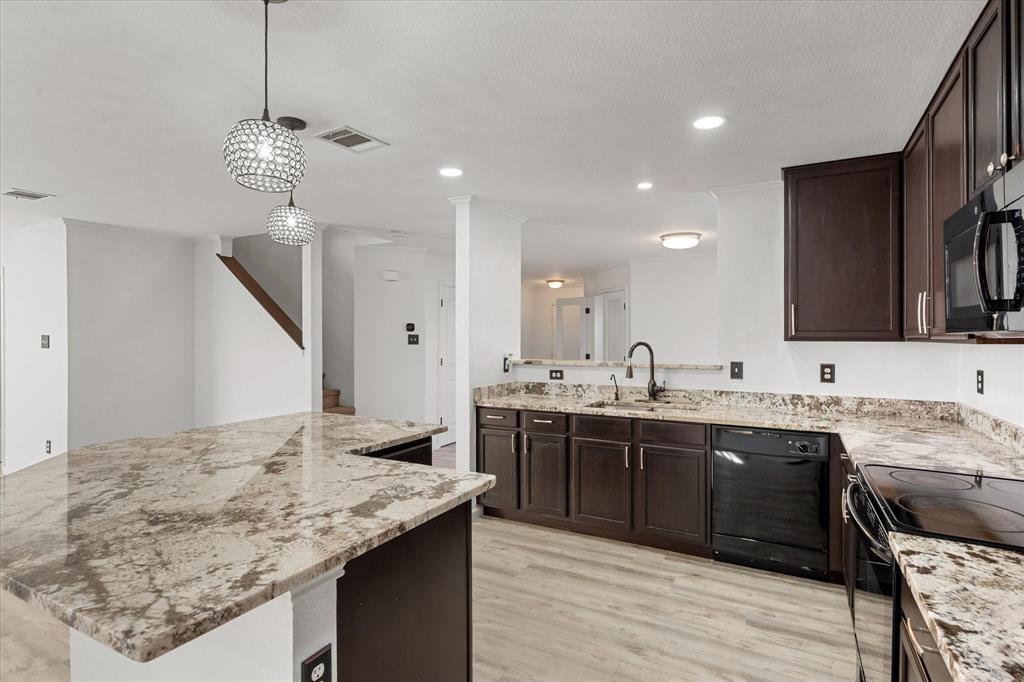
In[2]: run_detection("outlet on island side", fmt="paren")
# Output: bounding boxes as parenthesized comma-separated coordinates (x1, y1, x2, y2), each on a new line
(977, 369, 984, 394)
(820, 363, 835, 384)
(301, 645, 331, 682)
(549, 369, 564, 380)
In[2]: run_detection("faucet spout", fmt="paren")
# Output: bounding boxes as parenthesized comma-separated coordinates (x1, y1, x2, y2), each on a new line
(609, 374, 620, 401)
(626, 341, 663, 401)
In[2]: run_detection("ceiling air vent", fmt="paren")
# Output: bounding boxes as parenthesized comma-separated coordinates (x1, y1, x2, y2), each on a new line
(316, 126, 389, 153)
(3, 188, 55, 201)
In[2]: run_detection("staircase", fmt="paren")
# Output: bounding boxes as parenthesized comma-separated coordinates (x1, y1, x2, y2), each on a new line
(323, 388, 356, 415)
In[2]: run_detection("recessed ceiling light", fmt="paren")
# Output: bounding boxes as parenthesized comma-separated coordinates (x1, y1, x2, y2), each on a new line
(546, 279, 565, 289)
(637, 181, 653, 190)
(692, 115, 727, 130)
(439, 168, 463, 177)
(660, 232, 702, 249)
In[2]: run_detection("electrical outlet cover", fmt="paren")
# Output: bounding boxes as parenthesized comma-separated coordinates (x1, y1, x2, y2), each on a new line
(549, 369, 564, 380)
(407, 334, 419, 345)
(820, 363, 835, 384)
(976, 369, 984, 395)
(301, 645, 331, 682)
(730, 361, 743, 380)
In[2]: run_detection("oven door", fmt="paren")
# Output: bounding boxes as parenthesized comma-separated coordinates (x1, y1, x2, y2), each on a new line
(846, 482, 895, 682)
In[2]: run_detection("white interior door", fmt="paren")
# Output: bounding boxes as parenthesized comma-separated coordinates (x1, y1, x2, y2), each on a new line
(436, 283, 456, 446)
(553, 297, 586, 360)
(602, 290, 628, 361)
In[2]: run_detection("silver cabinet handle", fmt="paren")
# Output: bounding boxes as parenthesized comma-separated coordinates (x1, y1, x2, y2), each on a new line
(841, 486, 848, 524)
(789, 303, 796, 337)
(915, 291, 922, 335)
(524, 434, 530, 455)
(624, 445, 630, 469)
(922, 293, 930, 334)
(510, 434, 517, 456)
(839, 452, 851, 461)
(532, 419, 553, 424)
(640, 447, 645, 470)
(904, 619, 940, 655)
(485, 415, 505, 420)
(988, 161, 996, 177)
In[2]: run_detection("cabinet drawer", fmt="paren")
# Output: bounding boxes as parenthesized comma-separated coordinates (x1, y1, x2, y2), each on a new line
(478, 408, 518, 428)
(523, 412, 568, 433)
(572, 415, 632, 442)
(638, 420, 705, 447)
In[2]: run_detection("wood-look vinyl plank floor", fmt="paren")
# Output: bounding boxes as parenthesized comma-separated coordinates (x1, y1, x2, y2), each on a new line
(472, 517, 857, 682)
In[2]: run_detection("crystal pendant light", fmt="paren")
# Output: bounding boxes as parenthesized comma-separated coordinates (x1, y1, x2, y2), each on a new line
(267, 191, 316, 246)
(223, 0, 305, 193)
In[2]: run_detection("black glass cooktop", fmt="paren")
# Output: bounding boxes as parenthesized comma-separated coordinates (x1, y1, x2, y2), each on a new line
(861, 465, 1024, 551)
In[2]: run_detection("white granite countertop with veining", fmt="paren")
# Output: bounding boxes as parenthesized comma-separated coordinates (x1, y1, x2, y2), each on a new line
(0, 412, 494, 662)
(476, 383, 1024, 681)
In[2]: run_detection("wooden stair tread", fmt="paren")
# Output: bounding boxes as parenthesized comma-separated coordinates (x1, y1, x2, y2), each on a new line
(324, 405, 356, 416)
(323, 387, 342, 409)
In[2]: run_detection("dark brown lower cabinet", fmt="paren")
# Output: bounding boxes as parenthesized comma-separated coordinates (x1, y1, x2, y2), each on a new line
(571, 437, 631, 529)
(634, 444, 706, 544)
(521, 432, 568, 517)
(478, 427, 518, 510)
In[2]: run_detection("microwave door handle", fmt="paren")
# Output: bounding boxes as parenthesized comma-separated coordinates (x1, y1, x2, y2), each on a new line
(1011, 210, 1024, 311)
(845, 483, 892, 562)
(973, 212, 991, 313)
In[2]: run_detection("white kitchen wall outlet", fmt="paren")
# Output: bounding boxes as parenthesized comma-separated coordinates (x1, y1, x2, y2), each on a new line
(820, 364, 835, 383)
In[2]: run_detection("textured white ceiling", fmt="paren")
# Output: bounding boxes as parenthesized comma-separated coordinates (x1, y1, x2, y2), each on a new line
(0, 0, 982, 279)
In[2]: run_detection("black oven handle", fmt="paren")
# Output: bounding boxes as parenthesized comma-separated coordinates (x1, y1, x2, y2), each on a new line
(845, 481, 892, 562)
(973, 209, 1024, 313)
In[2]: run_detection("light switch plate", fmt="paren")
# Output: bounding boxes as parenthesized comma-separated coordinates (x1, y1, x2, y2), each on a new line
(301, 645, 331, 682)
(549, 369, 564, 380)
(820, 363, 835, 384)
(41, 334, 50, 349)
(407, 334, 419, 345)
(977, 369, 984, 394)
(730, 361, 743, 380)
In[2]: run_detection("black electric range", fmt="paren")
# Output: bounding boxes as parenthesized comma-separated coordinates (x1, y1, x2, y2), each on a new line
(860, 464, 1024, 551)
(846, 465, 1024, 682)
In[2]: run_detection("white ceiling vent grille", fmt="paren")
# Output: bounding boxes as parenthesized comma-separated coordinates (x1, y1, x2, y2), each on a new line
(316, 126, 389, 153)
(3, 188, 55, 200)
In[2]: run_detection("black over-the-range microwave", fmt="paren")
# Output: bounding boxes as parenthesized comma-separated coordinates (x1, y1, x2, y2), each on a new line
(943, 163, 1024, 336)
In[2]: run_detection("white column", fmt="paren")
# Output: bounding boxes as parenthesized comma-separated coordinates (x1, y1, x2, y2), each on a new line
(303, 230, 323, 412)
(449, 196, 525, 473)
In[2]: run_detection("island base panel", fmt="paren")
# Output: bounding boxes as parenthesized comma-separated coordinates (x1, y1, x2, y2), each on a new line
(337, 502, 471, 681)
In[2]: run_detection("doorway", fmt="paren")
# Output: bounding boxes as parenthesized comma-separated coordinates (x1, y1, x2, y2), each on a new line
(551, 297, 587, 360)
(436, 282, 456, 448)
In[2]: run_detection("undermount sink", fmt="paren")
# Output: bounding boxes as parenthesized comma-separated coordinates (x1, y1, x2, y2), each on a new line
(587, 400, 701, 412)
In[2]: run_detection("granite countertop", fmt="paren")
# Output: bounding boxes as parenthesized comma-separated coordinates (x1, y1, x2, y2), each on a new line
(889, 534, 1024, 682)
(0, 412, 494, 663)
(475, 384, 1024, 681)
(515, 358, 724, 371)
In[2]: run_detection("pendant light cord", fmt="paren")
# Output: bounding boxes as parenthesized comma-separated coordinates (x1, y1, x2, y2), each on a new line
(262, 0, 270, 121)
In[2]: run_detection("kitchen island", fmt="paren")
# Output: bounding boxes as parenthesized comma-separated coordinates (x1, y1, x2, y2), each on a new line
(0, 412, 494, 681)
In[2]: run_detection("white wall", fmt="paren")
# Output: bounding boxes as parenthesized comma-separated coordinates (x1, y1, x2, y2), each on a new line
(322, 228, 387, 406)
(65, 220, 194, 448)
(231, 232, 302, 329)
(584, 264, 629, 296)
(521, 282, 584, 359)
(957, 345, 1024, 426)
(629, 253, 718, 364)
(0, 220, 69, 473)
(453, 197, 524, 472)
(353, 247, 456, 424)
(193, 237, 309, 427)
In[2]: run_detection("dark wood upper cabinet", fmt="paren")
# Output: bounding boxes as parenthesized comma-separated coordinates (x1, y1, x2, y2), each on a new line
(1010, 0, 1024, 163)
(571, 438, 631, 529)
(633, 445, 706, 545)
(783, 153, 903, 341)
(903, 120, 931, 339)
(478, 427, 519, 510)
(966, 0, 1008, 196)
(521, 432, 568, 517)
(928, 54, 967, 336)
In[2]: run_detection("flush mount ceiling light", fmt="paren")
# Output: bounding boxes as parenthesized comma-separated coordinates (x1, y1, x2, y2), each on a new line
(223, 0, 306, 193)
(637, 181, 653, 190)
(267, 191, 316, 246)
(546, 279, 565, 289)
(692, 115, 727, 130)
(439, 168, 464, 177)
(660, 232, 702, 249)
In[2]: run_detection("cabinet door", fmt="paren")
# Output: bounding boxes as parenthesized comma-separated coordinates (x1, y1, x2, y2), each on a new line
(783, 154, 902, 340)
(634, 445, 706, 544)
(967, 0, 1007, 196)
(1010, 0, 1024, 166)
(928, 55, 967, 336)
(478, 428, 519, 510)
(904, 120, 931, 339)
(571, 438, 631, 529)
(521, 433, 568, 517)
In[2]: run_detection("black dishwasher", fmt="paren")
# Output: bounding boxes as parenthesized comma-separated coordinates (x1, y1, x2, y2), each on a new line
(711, 426, 829, 579)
